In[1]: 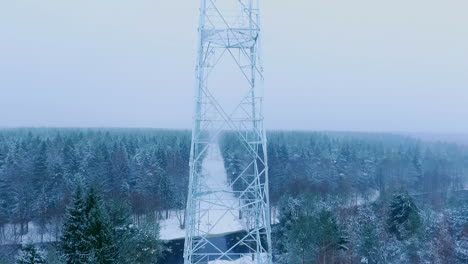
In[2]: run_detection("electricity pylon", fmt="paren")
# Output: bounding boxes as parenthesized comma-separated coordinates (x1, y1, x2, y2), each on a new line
(184, 0, 272, 263)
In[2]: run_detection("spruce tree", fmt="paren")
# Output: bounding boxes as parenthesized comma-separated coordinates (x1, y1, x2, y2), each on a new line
(84, 188, 116, 264)
(33, 141, 50, 242)
(0, 145, 6, 168)
(16, 245, 46, 264)
(61, 186, 90, 264)
(106, 199, 164, 264)
(32, 142, 48, 190)
(279, 195, 348, 264)
(387, 191, 421, 240)
(0, 175, 11, 226)
(118, 224, 165, 264)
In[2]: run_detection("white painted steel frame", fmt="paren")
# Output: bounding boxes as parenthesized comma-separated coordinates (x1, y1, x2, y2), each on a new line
(184, 0, 272, 263)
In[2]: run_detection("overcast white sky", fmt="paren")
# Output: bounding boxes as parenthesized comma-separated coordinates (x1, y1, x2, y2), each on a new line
(0, 0, 467, 133)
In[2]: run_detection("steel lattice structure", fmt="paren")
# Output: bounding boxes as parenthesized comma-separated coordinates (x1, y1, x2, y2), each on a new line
(184, 0, 272, 263)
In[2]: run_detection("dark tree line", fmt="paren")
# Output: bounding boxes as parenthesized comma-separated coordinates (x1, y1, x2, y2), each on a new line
(1, 128, 467, 263)
(221, 131, 468, 206)
(0, 128, 190, 243)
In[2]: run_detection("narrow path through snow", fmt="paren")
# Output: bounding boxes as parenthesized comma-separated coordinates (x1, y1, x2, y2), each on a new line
(160, 143, 243, 240)
(196, 143, 244, 235)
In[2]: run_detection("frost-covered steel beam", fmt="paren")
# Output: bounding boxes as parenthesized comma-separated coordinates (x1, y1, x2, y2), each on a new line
(184, 0, 272, 263)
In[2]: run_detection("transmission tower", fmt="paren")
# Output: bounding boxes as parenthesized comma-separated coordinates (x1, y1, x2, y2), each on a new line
(184, 0, 272, 263)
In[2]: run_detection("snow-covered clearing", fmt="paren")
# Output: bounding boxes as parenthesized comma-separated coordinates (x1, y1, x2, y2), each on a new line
(208, 254, 269, 264)
(195, 143, 244, 235)
(208, 257, 251, 264)
(197, 144, 243, 235)
(208, 256, 254, 264)
(158, 211, 186, 240)
(161, 143, 244, 240)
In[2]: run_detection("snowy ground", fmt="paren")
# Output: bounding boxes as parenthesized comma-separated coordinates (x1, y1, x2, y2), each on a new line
(161, 143, 244, 240)
(159, 211, 186, 240)
(208, 255, 265, 264)
(194, 143, 244, 235)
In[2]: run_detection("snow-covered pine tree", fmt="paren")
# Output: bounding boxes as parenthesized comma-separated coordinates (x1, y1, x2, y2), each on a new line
(106, 199, 165, 264)
(117, 223, 165, 264)
(0, 172, 11, 227)
(32, 142, 48, 189)
(387, 190, 421, 240)
(274, 194, 348, 264)
(16, 244, 46, 264)
(109, 143, 130, 198)
(84, 188, 116, 264)
(33, 141, 50, 242)
(61, 186, 90, 264)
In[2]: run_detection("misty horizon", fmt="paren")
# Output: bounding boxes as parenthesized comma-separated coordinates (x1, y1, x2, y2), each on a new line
(1, 0, 467, 133)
